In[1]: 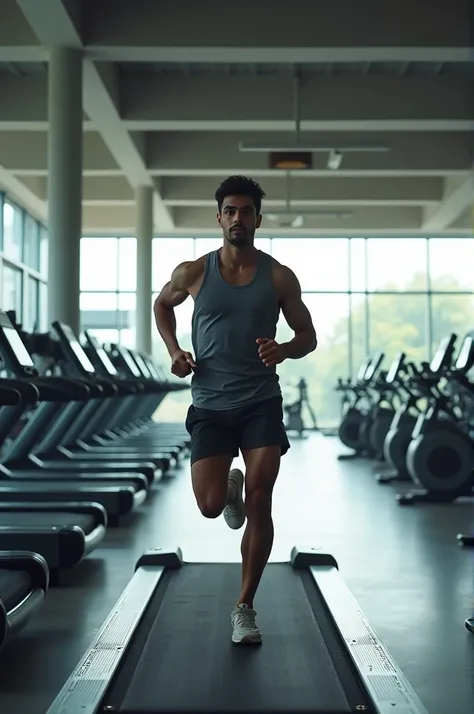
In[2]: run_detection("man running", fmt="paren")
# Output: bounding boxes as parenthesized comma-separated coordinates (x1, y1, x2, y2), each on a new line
(154, 175, 317, 644)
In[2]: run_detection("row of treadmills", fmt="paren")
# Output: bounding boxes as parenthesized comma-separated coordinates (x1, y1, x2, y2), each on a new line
(0, 309, 429, 714)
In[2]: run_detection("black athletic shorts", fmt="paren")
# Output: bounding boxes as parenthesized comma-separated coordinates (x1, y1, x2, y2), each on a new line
(185, 396, 291, 465)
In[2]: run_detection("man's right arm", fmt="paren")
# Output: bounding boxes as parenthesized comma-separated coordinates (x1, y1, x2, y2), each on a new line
(153, 261, 192, 358)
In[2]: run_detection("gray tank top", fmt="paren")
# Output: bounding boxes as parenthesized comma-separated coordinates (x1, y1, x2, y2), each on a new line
(190, 249, 282, 410)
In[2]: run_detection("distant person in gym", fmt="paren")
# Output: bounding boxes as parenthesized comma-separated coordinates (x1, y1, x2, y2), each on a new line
(154, 175, 317, 644)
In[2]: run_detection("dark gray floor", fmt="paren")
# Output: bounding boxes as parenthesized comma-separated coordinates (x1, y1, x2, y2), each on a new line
(0, 433, 473, 714)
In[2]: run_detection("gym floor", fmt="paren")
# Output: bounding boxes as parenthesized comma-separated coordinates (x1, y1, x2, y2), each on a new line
(0, 433, 472, 714)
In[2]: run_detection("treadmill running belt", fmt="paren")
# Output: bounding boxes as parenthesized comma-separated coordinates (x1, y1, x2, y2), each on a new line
(0, 512, 95, 532)
(110, 564, 355, 713)
(0, 570, 31, 611)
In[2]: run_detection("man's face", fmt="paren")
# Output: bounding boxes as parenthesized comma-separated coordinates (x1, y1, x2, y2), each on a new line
(217, 194, 262, 248)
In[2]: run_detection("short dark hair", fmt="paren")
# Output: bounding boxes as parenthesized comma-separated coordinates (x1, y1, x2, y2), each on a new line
(215, 175, 266, 215)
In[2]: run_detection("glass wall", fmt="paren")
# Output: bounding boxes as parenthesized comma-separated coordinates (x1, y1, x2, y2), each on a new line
(0, 193, 47, 332)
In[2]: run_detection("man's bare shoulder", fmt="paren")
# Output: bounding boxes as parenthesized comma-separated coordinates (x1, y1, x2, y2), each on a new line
(270, 257, 298, 287)
(171, 256, 206, 290)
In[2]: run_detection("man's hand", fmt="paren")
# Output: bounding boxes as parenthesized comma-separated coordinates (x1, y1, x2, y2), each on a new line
(256, 338, 287, 367)
(171, 348, 196, 378)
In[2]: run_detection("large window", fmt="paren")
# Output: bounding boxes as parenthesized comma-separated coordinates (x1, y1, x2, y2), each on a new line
(0, 194, 46, 331)
(152, 238, 195, 293)
(272, 238, 349, 291)
(277, 293, 350, 427)
(2, 264, 22, 317)
(366, 238, 428, 291)
(24, 214, 40, 270)
(25, 277, 39, 331)
(349, 294, 368, 377)
(431, 294, 474, 353)
(367, 293, 429, 365)
(2, 200, 23, 263)
(79, 236, 137, 346)
(429, 238, 474, 292)
(80, 237, 118, 291)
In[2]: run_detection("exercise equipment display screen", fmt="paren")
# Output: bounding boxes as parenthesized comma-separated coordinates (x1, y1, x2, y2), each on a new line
(120, 348, 142, 378)
(4, 327, 35, 367)
(83, 331, 118, 376)
(134, 354, 151, 377)
(95, 347, 117, 376)
(61, 325, 95, 374)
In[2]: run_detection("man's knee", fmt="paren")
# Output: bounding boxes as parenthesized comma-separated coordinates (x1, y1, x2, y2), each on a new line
(245, 485, 273, 520)
(191, 453, 233, 519)
(198, 497, 226, 519)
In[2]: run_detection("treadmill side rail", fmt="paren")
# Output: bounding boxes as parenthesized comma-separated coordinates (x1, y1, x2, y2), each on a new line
(45, 565, 165, 714)
(310, 566, 429, 714)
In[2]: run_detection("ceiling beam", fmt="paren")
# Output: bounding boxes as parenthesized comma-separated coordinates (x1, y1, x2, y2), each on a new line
(422, 174, 474, 231)
(0, 71, 470, 133)
(120, 72, 473, 129)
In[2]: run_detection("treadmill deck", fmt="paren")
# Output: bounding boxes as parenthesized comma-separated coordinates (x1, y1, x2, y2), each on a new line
(107, 563, 357, 713)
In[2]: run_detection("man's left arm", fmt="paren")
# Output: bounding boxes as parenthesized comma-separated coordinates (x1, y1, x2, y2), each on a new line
(257, 265, 317, 367)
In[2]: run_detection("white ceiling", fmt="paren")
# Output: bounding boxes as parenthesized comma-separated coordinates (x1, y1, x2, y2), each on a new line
(0, 0, 472, 236)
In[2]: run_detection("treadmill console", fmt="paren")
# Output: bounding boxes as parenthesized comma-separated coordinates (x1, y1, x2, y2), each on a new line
(51, 321, 96, 376)
(83, 330, 118, 377)
(3, 327, 35, 368)
(131, 352, 152, 378)
(115, 346, 142, 378)
(0, 311, 37, 376)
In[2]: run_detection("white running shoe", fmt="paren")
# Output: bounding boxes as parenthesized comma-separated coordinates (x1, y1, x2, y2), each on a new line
(231, 604, 262, 644)
(223, 468, 246, 530)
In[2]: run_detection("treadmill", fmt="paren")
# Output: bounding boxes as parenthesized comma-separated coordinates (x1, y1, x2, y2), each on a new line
(46, 547, 428, 714)
(78, 333, 185, 457)
(125, 347, 189, 450)
(0, 549, 49, 652)
(79, 332, 185, 466)
(7, 324, 162, 483)
(0, 501, 107, 580)
(0, 322, 147, 525)
(42, 322, 176, 472)
(103, 343, 187, 456)
(0, 380, 103, 577)
(0, 314, 151, 491)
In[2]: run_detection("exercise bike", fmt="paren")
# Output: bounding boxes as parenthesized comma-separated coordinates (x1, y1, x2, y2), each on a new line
(365, 352, 410, 461)
(377, 339, 454, 485)
(283, 378, 318, 437)
(337, 353, 384, 459)
(397, 334, 474, 506)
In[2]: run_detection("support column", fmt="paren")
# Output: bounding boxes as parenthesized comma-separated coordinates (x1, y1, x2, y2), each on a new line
(47, 47, 83, 334)
(135, 185, 153, 354)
